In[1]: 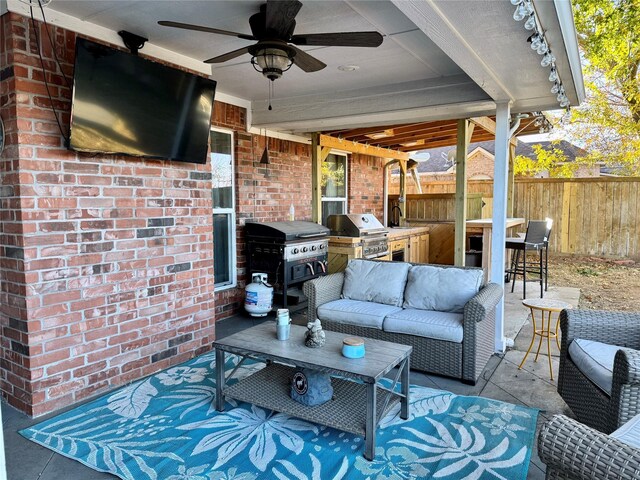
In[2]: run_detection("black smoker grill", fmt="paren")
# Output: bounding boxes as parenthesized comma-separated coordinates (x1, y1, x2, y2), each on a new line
(245, 221, 330, 308)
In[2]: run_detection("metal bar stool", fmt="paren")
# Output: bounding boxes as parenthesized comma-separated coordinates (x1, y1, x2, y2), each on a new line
(505, 218, 552, 298)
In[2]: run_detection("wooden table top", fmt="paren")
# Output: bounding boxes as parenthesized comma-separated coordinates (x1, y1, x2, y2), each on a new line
(466, 218, 526, 229)
(522, 298, 573, 312)
(213, 322, 412, 382)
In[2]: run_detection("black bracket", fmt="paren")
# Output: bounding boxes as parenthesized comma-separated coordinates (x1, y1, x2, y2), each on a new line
(118, 30, 148, 55)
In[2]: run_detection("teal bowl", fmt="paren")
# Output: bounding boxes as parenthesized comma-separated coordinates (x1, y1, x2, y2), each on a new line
(342, 338, 365, 358)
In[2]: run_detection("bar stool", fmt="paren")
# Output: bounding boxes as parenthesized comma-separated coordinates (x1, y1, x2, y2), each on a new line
(505, 218, 552, 298)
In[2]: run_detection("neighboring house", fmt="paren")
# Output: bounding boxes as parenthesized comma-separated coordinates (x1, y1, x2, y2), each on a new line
(401, 140, 601, 179)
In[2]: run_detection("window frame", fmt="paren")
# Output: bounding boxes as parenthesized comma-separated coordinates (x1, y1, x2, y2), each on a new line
(210, 127, 237, 291)
(321, 152, 349, 225)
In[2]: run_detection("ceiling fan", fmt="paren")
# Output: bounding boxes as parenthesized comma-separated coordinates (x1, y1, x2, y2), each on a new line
(158, 0, 383, 81)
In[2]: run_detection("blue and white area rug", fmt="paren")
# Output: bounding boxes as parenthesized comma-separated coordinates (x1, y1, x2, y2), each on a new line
(21, 351, 537, 479)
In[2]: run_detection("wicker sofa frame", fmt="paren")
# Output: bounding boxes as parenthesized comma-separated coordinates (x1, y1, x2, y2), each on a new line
(538, 414, 640, 480)
(303, 262, 503, 384)
(557, 309, 640, 433)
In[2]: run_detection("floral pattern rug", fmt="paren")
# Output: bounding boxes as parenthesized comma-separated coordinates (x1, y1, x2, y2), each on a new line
(21, 350, 538, 480)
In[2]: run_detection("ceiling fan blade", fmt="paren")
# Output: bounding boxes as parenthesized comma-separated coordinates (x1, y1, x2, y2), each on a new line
(204, 46, 251, 64)
(158, 21, 255, 41)
(265, 0, 302, 37)
(290, 45, 326, 72)
(291, 32, 383, 47)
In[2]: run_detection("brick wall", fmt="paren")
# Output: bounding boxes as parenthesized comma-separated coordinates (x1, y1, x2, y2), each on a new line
(349, 153, 384, 219)
(215, 132, 314, 319)
(0, 13, 217, 416)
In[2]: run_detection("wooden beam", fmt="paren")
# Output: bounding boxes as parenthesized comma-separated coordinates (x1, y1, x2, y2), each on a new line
(507, 142, 516, 217)
(470, 116, 497, 135)
(319, 134, 409, 160)
(311, 133, 322, 224)
(320, 146, 332, 162)
(454, 119, 471, 266)
(399, 160, 407, 226)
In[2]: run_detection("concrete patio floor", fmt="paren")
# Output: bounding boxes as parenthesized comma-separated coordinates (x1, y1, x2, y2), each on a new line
(2, 282, 579, 479)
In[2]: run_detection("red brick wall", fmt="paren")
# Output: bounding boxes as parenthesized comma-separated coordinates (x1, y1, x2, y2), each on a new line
(215, 132, 313, 319)
(349, 153, 384, 219)
(1, 13, 217, 416)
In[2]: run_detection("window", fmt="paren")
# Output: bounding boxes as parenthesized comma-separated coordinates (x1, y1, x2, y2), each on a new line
(321, 153, 348, 225)
(211, 129, 236, 289)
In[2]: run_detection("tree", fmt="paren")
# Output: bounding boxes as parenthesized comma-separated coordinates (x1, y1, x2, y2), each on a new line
(513, 143, 579, 178)
(568, 0, 640, 175)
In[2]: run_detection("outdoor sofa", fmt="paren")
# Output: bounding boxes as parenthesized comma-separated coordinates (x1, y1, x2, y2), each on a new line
(538, 413, 640, 479)
(558, 309, 640, 433)
(303, 259, 503, 384)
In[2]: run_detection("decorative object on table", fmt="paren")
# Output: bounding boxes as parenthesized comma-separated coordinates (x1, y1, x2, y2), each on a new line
(21, 350, 538, 480)
(244, 272, 273, 317)
(276, 308, 290, 341)
(304, 318, 325, 348)
(342, 336, 365, 358)
(518, 298, 571, 380)
(290, 368, 333, 406)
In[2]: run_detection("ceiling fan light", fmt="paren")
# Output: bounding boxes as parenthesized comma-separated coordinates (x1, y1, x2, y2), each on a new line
(252, 47, 293, 81)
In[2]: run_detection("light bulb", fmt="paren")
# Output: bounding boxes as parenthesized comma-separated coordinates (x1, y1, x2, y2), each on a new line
(524, 1, 534, 15)
(536, 41, 548, 55)
(560, 98, 570, 108)
(530, 34, 542, 50)
(524, 15, 536, 30)
(541, 52, 555, 67)
(551, 82, 560, 94)
(549, 68, 558, 82)
(510, 0, 522, 5)
(513, 4, 527, 21)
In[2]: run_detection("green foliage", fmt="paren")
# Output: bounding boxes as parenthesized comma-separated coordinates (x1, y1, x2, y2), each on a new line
(513, 143, 579, 178)
(568, 0, 640, 175)
(576, 266, 601, 277)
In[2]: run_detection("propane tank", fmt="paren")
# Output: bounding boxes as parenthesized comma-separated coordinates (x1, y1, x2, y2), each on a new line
(245, 273, 273, 317)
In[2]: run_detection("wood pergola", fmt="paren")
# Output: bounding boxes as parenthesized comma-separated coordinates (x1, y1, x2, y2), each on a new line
(311, 114, 547, 266)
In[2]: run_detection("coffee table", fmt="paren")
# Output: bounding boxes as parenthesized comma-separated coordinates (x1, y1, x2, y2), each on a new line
(213, 322, 412, 460)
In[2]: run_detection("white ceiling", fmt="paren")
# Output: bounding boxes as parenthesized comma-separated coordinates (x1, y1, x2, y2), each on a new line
(7, 0, 584, 134)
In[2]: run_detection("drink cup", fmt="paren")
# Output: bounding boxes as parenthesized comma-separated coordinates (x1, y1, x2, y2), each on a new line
(277, 323, 290, 341)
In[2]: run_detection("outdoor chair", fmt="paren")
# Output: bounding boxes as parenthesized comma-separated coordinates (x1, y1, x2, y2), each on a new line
(557, 309, 640, 434)
(505, 218, 552, 298)
(538, 414, 640, 480)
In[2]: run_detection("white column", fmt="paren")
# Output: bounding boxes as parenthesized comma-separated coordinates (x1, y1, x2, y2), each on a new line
(491, 102, 511, 352)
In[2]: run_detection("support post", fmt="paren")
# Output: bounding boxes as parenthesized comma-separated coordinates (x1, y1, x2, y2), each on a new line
(398, 160, 407, 226)
(454, 119, 470, 266)
(491, 102, 511, 353)
(311, 133, 322, 223)
(507, 142, 516, 217)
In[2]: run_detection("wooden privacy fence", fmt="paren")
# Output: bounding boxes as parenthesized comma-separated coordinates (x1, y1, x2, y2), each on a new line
(390, 178, 640, 258)
(388, 193, 489, 222)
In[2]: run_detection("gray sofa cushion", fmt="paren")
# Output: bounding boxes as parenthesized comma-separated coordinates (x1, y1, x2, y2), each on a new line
(568, 338, 624, 396)
(317, 299, 402, 329)
(611, 413, 640, 448)
(342, 259, 410, 307)
(383, 308, 464, 343)
(403, 265, 484, 313)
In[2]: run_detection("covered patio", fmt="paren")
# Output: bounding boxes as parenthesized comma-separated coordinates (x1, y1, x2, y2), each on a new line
(0, 0, 592, 478)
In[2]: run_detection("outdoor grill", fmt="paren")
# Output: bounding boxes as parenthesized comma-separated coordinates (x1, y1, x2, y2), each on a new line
(245, 221, 330, 308)
(327, 214, 389, 259)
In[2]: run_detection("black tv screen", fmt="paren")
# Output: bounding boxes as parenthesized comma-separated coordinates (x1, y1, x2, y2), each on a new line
(69, 38, 216, 164)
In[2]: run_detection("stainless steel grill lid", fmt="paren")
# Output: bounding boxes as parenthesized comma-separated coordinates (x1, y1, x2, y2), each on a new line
(245, 221, 329, 242)
(327, 214, 387, 237)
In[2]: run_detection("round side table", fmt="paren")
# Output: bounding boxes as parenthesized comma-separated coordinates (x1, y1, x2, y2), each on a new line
(518, 298, 572, 380)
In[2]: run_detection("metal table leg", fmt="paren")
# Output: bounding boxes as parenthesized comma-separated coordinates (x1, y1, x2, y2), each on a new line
(365, 381, 377, 460)
(401, 357, 410, 420)
(215, 348, 226, 411)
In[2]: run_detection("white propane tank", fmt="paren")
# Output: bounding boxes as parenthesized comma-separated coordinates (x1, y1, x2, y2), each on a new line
(245, 273, 273, 317)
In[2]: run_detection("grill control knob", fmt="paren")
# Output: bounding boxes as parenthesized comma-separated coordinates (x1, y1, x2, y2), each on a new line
(292, 248, 299, 254)
(319, 244, 325, 250)
(311, 245, 317, 251)
(302, 247, 308, 253)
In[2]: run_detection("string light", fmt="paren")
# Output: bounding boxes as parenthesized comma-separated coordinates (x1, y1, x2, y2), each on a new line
(512, 0, 570, 113)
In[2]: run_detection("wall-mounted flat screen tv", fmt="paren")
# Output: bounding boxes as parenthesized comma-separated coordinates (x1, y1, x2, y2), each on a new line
(69, 38, 217, 164)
